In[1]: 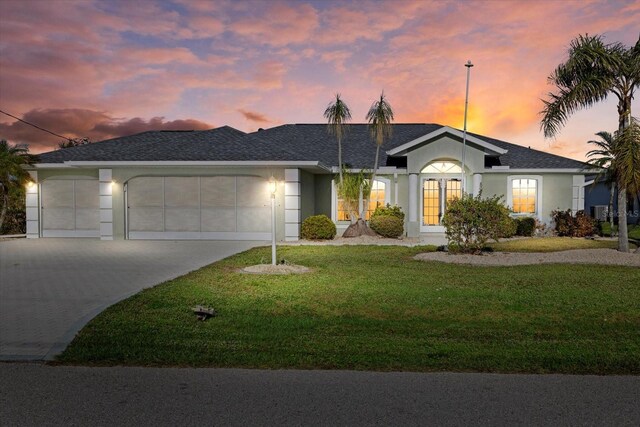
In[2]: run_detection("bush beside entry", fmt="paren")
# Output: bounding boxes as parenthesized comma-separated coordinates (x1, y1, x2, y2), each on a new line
(301, 215, 336, 240)
(370, 215, 404, 238)
(551, 209, 596, 237)
(442, 192, 513, 254)
(515, 217, 536, 237)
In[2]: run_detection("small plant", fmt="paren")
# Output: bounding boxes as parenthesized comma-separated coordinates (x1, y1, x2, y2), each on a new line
(300, 215, 336, 240)
(370, 204, 405, 221)
(551, 209, 596, 237)
(500, 216, 517, 238)
(515, 217, 536, 237)
(442, 192, 513, 254)
(369, 215, 404, 238)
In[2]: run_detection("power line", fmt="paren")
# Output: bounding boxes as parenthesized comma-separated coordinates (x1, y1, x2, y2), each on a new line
(0, 109, 73, 142)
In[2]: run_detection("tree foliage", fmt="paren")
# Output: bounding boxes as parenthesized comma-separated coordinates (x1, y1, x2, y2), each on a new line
(324, 94, 352, 185)
(442, 192, 513, 254)
(541, 33, 640, 251)
(0, 140, 35, 232)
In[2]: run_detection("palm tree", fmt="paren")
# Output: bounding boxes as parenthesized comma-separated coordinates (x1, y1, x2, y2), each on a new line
(366, 91, 394, 187)
(323, 94, 352, 186)
(0, 140, 34, 231)
(541, 34, 640, 252)
(586, 131, 617, 233)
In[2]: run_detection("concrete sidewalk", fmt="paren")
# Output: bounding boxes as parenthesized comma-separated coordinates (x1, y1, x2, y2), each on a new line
(0, 239, 262, 361)
(1, 364, 638, 426)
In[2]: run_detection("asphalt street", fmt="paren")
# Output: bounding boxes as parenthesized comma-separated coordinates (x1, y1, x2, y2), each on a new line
(1, 363, 639, 426)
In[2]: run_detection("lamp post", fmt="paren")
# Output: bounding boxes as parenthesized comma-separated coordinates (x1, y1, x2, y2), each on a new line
(269, 177, 277, 265)
(461, 60, 473, 193)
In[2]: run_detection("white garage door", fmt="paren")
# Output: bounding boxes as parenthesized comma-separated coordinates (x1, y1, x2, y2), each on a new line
(41, 179, 100, 237)
(127, 176, 271, 240)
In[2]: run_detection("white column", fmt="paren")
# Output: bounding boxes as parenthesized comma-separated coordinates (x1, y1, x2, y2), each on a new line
(394, 173, 398, 206)
(284, 169, 301, 241)
(99, 169, 113, 240)
(473, 173, 482, 196)
(26, 171, 39, 238)
(408, 173, 418, 222)
(572, 175, 585, 212)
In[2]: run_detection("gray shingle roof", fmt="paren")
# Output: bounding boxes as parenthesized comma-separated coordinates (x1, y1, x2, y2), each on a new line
(37, 126, 299, 163)
(36, 123, 588, 170)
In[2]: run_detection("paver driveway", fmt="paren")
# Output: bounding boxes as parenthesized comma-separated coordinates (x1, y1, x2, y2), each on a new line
(0, 238, 262, 361)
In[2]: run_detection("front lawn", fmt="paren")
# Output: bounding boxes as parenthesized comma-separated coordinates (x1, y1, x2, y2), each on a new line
(600, 223, 640, 240)
(489, 237, 628, 252)
(58, 245, 640, 374)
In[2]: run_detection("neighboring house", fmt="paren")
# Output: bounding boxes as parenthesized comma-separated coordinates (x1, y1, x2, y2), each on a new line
(584, 178, 640, 224)
(25, 123, 593, 241)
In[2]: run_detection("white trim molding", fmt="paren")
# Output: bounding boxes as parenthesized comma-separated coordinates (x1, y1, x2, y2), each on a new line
(26, 171, 39, 238)
(506, 175, 543, 220)
(572, 175, 585, 212)
(284, 169, 301, 241)
(99, 169, 113, 240)
(386, 126, 508, 156)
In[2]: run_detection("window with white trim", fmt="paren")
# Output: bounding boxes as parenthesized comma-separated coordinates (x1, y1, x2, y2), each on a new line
(511, 178, 537, 214)
(335, 178, 390, 222)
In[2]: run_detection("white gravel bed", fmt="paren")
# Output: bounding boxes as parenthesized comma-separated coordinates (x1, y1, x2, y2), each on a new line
(414, 248, 640, 267)
(241, 264, 311, 274)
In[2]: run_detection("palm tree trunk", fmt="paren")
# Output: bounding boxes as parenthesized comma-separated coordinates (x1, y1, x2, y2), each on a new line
(0, 190, 8, 233)
(608, 182, 615, 235)
(337, 137, 343, 186)
(617, 188, 629, 252)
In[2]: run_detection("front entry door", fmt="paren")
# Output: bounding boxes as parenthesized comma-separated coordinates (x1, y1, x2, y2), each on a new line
(420, 178, 461, 232)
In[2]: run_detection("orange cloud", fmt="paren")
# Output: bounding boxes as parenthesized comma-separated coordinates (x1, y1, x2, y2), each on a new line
(238, 109, 272, 123)
(0, 109, 213, 153)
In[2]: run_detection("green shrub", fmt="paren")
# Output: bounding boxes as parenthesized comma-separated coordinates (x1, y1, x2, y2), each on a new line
(371, 204, 405, 221)
(515, 217, 536, 237)
(551, 209, 596, 237)
(370, 215, 404, 238)
(442, 192, 513, 254)
(500, 216, 518, 238)
(300, 215, 336, 240)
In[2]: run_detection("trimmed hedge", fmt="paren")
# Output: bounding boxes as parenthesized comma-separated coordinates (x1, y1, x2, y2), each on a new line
(515, 217, 536, 237)
(370, 215, 404, 238)
(371, 204, 405, 221)
(551, 209, 596, 237)
(300, 215, 336, 240)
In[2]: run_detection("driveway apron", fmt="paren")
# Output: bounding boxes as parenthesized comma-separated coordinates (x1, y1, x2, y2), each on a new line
(0, 239, 261, 361)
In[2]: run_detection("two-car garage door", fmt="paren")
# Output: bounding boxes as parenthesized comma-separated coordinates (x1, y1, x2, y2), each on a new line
(126, 176, 271, 240)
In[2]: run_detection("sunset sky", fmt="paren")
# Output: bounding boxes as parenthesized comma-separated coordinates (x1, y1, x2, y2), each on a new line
(0, 0, 638, 160)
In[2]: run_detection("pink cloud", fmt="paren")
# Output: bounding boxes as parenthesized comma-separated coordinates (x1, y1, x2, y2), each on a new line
(0, 109, 213, 153)
(237, 109, 272, 123)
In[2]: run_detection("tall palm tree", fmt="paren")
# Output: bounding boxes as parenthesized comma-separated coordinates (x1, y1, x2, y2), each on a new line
(0, 140, 34, 231)
(541, 34, 640, 252)
(586, 131, 618, 233)
(366, 91, 394, 186)
(324, 94, 352, 186)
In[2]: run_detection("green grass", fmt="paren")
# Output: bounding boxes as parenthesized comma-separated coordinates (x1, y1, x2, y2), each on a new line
(58, 245, 640, 374)
(600, 223, 640, 240)
(489, 237, 628, 252)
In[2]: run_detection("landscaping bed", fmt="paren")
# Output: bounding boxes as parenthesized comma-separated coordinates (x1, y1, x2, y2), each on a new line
(57, 244, 640, 374)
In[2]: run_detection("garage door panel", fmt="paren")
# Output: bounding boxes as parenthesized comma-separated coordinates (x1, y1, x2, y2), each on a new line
(129, 177, 163, 207)
(128, 175, 270, 240)
(201, 177, 235, 207)
(75, 208, 100, 230)
(165, 177, 199, 207)
(201, 208, 235, 232)
(165, 208, 200, 232)
(129, 207, 164, 232)
(236, 176, 269, 207)
(43, 207, 75, 230)
(74, 181, 99, 208)
(42, 180, 74, 208)
(237, 207, 270, 232)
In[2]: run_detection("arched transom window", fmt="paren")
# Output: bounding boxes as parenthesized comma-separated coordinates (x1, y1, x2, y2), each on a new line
(421, 161, 462, 174)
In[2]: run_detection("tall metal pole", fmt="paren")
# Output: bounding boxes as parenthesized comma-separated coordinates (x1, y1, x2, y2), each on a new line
(461, 60, 473, 193)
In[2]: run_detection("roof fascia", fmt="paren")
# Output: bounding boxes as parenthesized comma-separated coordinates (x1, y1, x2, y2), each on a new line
(484, 168, 598, 174)
(60, 160, 324, 168)
(386, 126, 508, 156)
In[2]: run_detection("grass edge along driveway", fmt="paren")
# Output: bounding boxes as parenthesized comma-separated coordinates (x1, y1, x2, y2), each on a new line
(58, 241, 640, 375)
